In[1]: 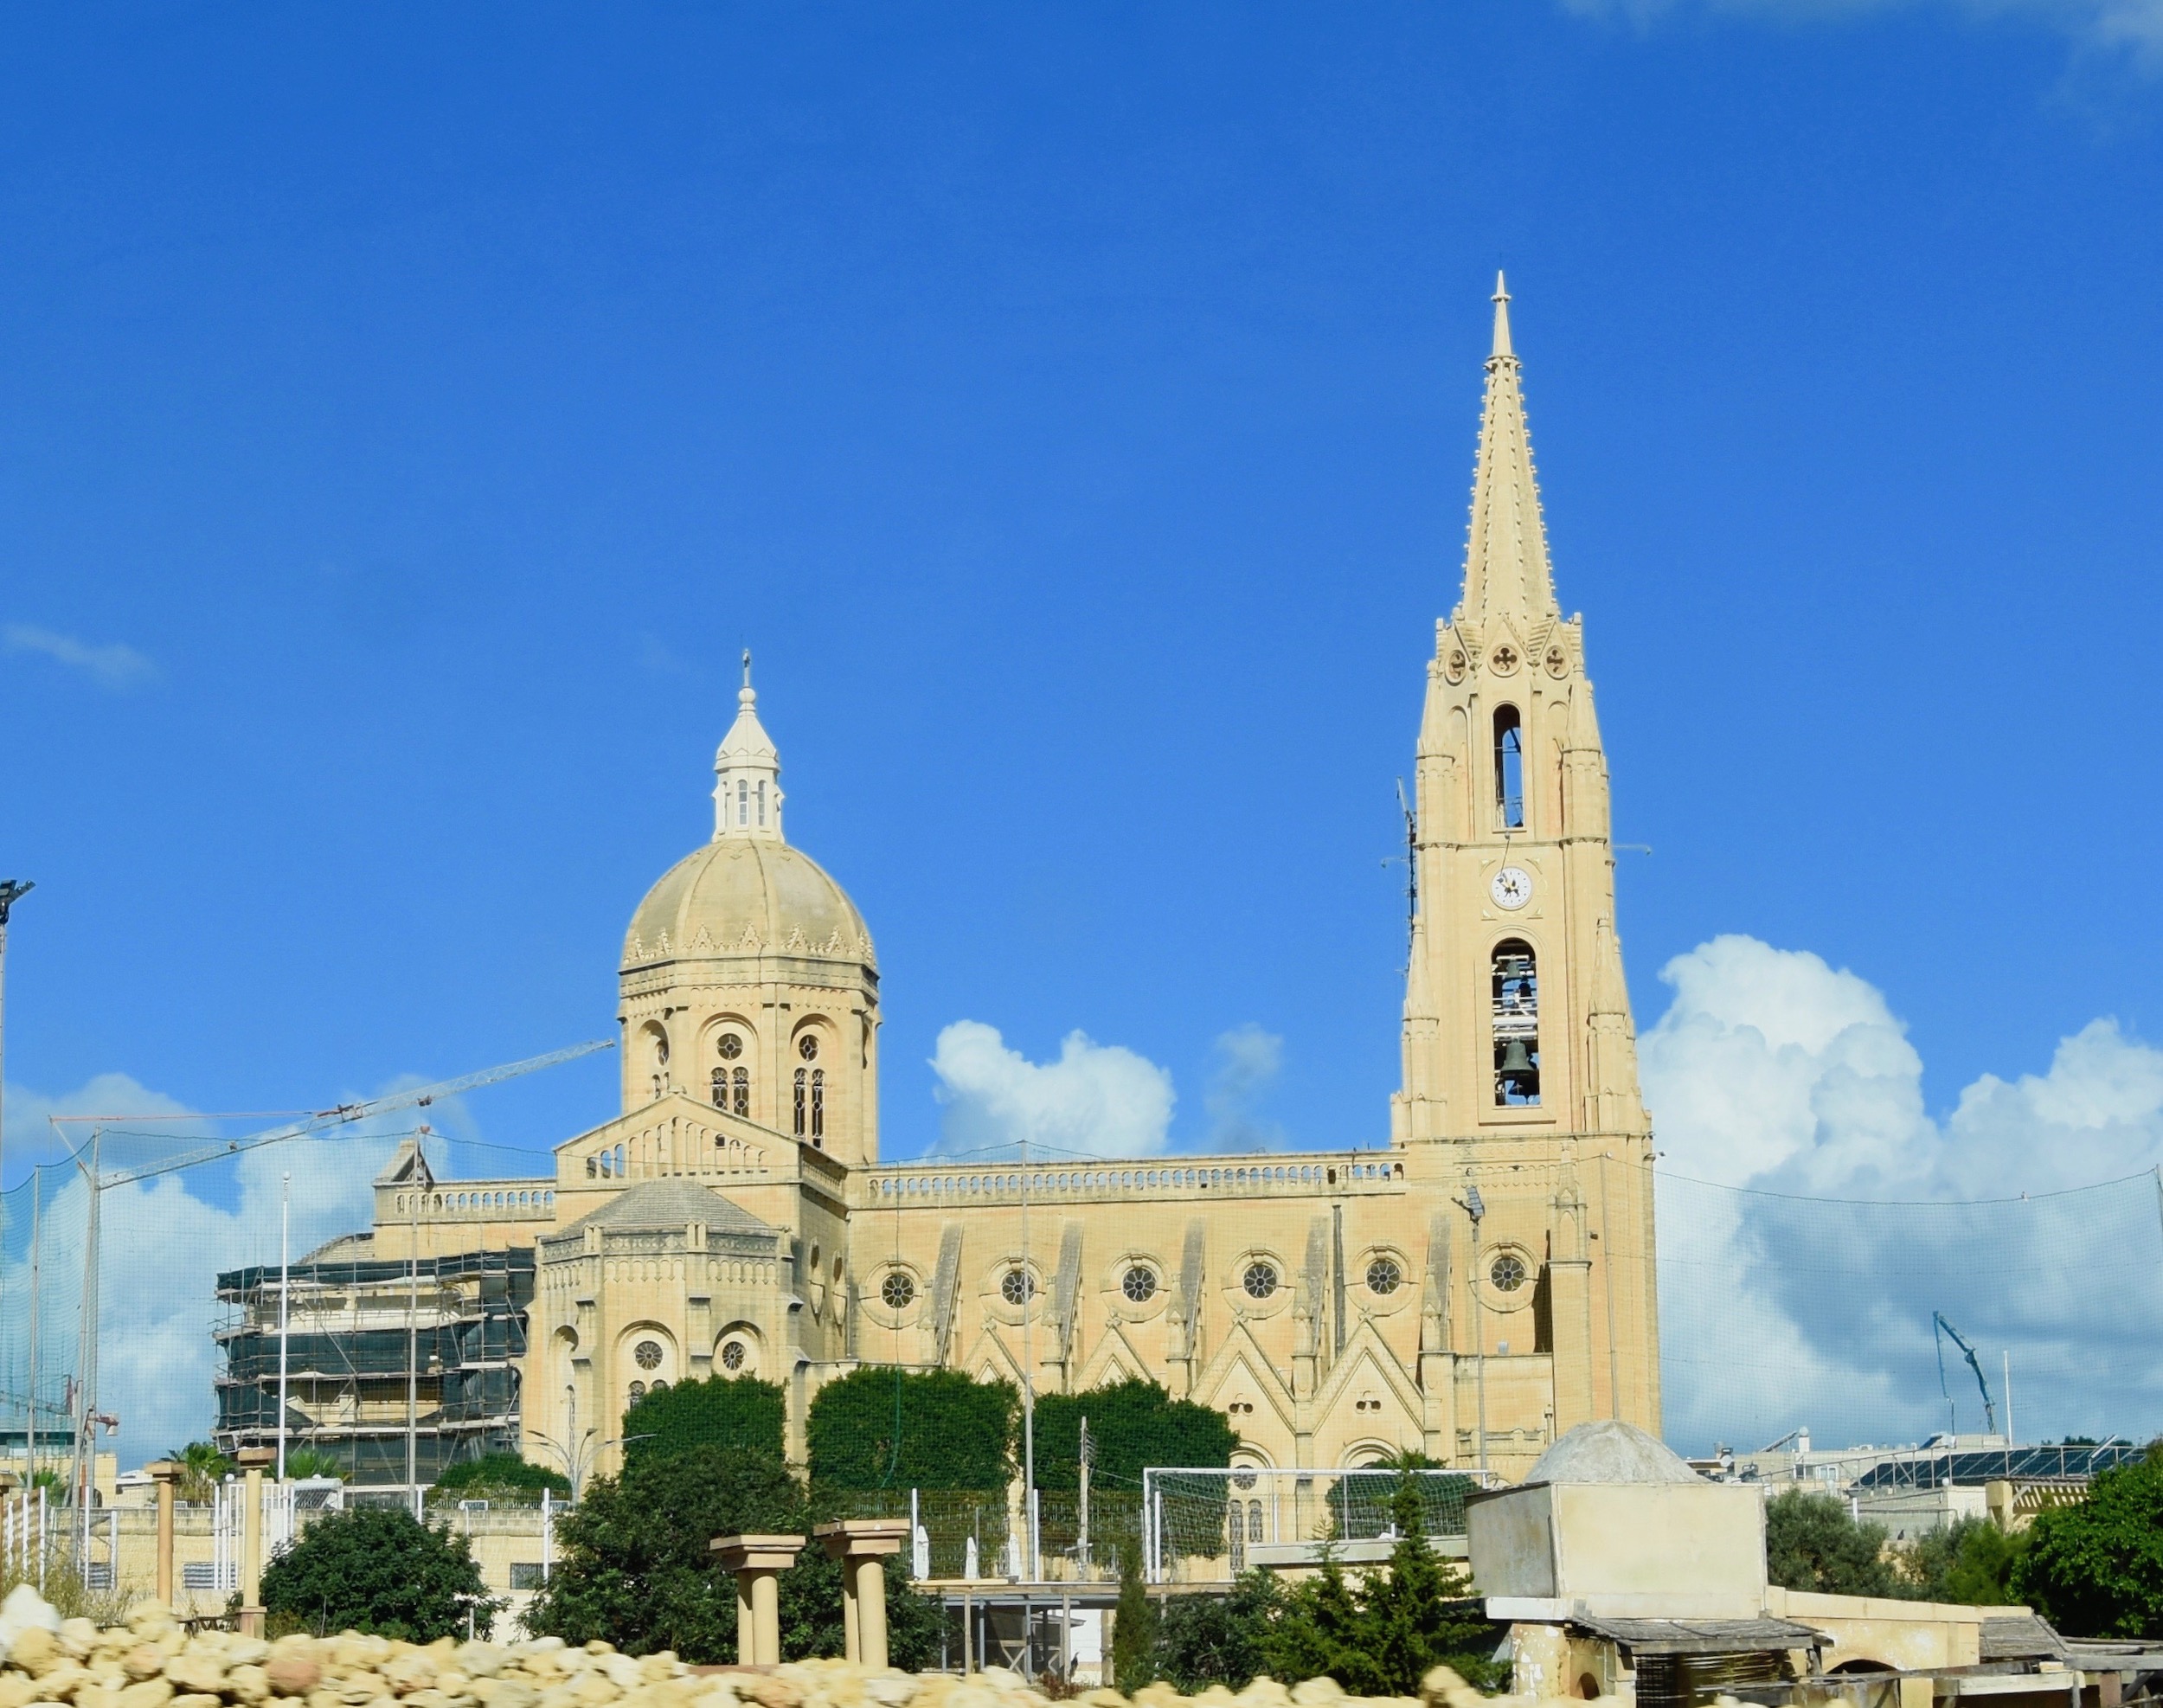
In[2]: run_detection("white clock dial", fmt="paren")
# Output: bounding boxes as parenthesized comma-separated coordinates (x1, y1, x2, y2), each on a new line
(1490, 865, 1533, 911)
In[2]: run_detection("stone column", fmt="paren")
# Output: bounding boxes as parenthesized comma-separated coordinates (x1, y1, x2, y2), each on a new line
(235, 1447, 276, 1635)
(145, 1461, 181, 1607)
(710, 1533, 805, 1666)
(815, 1519, 910, 1667)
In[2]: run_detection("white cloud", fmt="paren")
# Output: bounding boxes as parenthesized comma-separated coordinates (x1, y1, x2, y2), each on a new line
(1562, 0, 2163, 71)
(3, 624, 158, 690)
(1642, 934, 2163, 1452)
(1205, 1024, 1287, 1151)
(929, 1020, 1176, 1158)
(3, 1074, 423, 1467)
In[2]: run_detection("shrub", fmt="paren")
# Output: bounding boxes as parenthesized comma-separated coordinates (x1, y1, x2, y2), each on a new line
(1156, 1570, 1281, 1692)
(1903, 1516, 2022, 1606)
(523, 1442, 940, 1664)
(624, 1375, 786, 1465)
(1764, 1488, 1899, 1598)
(1033, 1378, 1239, 1493)
(809, 1367, 1016, 1492)
(260, 1506, 497, 1641)
(1113, 1545, 1160, 1692)
(2012, 1446, 2163, 1637)
(433, 1452, 570, 1504)
(1259, 1476, 1502, 1694)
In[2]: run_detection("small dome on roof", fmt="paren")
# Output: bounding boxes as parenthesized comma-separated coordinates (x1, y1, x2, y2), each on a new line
(1526, 1419, 1702, 1486)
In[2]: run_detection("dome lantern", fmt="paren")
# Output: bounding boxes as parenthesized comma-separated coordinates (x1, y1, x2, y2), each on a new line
(713, 650, 785, 843)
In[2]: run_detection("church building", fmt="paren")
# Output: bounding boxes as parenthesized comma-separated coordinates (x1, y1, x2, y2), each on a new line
(216, 279, 1660, 1489)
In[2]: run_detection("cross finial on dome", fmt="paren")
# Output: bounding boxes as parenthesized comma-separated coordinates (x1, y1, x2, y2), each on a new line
(713, 651, 785, 842)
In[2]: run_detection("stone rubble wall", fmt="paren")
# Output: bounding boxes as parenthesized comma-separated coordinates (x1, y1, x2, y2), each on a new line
(0, 1587, 1711, 1708)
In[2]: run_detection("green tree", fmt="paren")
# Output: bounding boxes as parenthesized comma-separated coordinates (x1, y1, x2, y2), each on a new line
(281, 1448, 343, 1481)
(260, 1506, 497, 1641)
(523, 1442, 940, 1664)
(1259, 1476, 1501, 1694)
(1113, 1545, 1161, 1692)
(1034, 1379, 1240, 1492)
(1765, 1489, 1899, 1597)
(808, 1367, 1016, 1492)
(433, 1452, 571, 1504)
(1903, 1518, 2022, 1606)
(2012, 1447, 2163, 1638)
(623, 1375, 786, 1466)
(1155, 1570, 1282, 1692)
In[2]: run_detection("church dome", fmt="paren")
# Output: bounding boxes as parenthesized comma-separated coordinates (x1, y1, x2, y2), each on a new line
(622, 836, 873, 966)
(620, 658, 873, 969)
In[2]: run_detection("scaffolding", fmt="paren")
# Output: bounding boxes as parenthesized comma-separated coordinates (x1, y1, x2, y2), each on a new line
(214, 1247, 534, 1493)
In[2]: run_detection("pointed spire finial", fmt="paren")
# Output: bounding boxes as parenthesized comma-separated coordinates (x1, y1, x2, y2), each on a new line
(1455, 273, 1560, 625)
(741, 648, 754, 707)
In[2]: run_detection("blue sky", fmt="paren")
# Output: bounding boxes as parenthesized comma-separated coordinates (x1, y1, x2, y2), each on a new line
(5, 3, 2163, 1448)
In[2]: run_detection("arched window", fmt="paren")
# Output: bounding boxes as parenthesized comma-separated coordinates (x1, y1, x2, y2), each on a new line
(756, 780, 767, 827)
(1494, 706, 1525, 829)
(711, 1066, 728, 1109)
(793, 1067, 807, 1137)
(1492, 938, 1541, 1106)
(732, 1065, 749, 1117)
(737, 778, 749, 826)
(811, 1069, 825, 1144)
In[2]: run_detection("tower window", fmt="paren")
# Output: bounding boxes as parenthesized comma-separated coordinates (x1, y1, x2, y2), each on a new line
(811, 1069, 825, 1143)
(711, 1066, 728, 1109)
(732, 1065, 749, 1117)
(1494, 706, 1525, 830)
(738, 778, 748, 826)
(757, 780, 766, 826)
(793, 1067, 807, 1137)
(1492, 938, 1541, 1106)
(717, 1033, 743, 1060)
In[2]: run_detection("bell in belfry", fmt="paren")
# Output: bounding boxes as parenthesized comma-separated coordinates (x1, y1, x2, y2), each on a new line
(1499, 1038, 1537, 1098)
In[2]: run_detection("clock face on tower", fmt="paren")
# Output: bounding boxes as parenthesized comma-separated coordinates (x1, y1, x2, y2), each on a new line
(1490, 865, 1533, 911)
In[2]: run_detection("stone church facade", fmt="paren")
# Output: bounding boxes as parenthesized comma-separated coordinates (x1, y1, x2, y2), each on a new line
(347, 279, 1659, 1486)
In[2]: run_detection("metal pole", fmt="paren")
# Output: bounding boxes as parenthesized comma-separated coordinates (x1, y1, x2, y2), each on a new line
(0, 881, 35, 1196)
(1020, 1139, 1035, 1580)
(74, 1127, 101, 1566)
(277, 1174, 290, 1481)
(27, 1170, 39, 1494)
(407, 1145, 420, 1516)
(2004, 1351, 2014, 1448)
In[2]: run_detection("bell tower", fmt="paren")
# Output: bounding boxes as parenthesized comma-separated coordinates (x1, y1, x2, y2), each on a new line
(1393, 276, 1660, 1435)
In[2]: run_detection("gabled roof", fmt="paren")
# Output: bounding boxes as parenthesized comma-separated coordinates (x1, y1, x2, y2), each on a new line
(549, 1178, 778, 1241)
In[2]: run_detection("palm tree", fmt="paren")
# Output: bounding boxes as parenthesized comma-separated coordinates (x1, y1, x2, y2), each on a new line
(164, 1441, 233, 1504)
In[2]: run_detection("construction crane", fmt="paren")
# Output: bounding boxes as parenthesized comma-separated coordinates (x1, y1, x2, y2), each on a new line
(1932, 1311, 1998, 1436)
(57, 1037, 614, 1187)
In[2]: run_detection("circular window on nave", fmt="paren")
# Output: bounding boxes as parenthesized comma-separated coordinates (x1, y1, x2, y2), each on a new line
(1121, 1266, 1158, 1303)
(1489, 1253, 1528, 1294)
(721, 1340, 748, 1371)
(882, 1271, 916, 1310)
(1242, 1261, 1279, 1300)
(633, 1339, 664, 1371)
(1001, 1268, 1034, 1307)
(717, 1034, 743, 1060)
(1365, 1257, 1402, 1296)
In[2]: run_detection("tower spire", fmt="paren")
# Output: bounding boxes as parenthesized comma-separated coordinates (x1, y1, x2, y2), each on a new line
(1458, 272, 1560, 626)
(712, 652, 786, 842)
